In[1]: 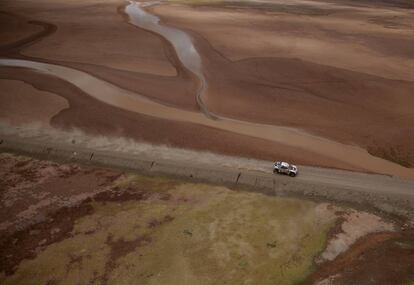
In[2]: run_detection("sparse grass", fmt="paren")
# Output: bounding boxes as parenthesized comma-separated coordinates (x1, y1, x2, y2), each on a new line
(405, 278, 414, 285)
(0, 153, 33, 164)
(114, 173, 181, 192)
(395, 240, 414, 250)
(1, 175, 338, 285)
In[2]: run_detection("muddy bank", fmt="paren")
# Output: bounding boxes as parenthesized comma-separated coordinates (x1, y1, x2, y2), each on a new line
(151, 2, 414, 167)
(0, 0, 176, 75)
(0, 11, 55, 55)
(0, 67, 353, 170)
(125, 1, 212, 118)
(2, 62, 413, 177)
(0, 8, 200, 111)
(1, 0, 413, 172)
(0, 79, 68, 125)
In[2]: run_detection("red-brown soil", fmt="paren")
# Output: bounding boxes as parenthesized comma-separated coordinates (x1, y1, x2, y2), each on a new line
(0, 153, 175, 276)
(0, 6, 200, 111)
(0, 0, 176, 76)
(0, 12, 52, 54)
(152, 2, 414, 167)
(0, 153, 122, 236)
(0, 0, 413, 170)
(303, 231, 414, 284)
(0, 67, 351, 169)
(0, 79, 68, 125)
(0, 202, 94, 275)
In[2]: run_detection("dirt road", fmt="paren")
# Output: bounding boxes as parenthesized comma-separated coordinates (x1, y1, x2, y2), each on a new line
(296, 166, 414, 198)
(1, 133, 413, 221)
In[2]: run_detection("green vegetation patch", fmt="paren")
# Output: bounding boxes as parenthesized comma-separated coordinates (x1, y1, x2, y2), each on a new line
(1, 174, 338, 285)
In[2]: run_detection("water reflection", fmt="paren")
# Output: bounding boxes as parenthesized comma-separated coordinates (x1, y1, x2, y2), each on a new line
(125, 1, 213, 117)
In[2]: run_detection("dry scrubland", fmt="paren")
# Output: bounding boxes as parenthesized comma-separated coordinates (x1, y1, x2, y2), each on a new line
(2, 177, 333, 285)
(1, 153, 413, 284)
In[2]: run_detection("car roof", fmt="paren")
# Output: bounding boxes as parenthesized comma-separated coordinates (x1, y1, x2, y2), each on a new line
(281, 162, 290, 167)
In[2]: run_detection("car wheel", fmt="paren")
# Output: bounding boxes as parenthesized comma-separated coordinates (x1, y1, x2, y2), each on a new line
(289, 172, 296, 177)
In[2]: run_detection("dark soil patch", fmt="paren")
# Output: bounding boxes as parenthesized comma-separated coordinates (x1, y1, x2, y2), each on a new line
(326, 215, 347, 240)
(0, 153, 128, 235)
(106, 234, 152, 262)
(0, 172, 174, 277)
(368, 143, 412, 168)
(99, 234, 152, 285)
(100, 213, 174, 284)
(0, 154, 31, 196)
(93, 186, 170, 203)
(14, 159, 32, 168)
(0, 154, 178, 276)
(148, 215, 174, 228)
(57, 165, 82, 178)
(0, 201, 93, 275)
(303, 231, 414, 285)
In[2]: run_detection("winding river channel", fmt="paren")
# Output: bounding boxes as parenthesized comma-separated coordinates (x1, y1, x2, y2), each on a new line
(126, 1, 214, 119)
(0, 1, 413, 178)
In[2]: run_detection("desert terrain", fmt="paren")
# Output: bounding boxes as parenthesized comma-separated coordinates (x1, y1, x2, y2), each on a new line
(1, 0, 414, 283)
(1, 153, 413, 285)
(0, 0, 413, 175)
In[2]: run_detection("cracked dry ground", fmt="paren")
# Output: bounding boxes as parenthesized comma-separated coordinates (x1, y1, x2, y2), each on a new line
(0, 153, 413, 284)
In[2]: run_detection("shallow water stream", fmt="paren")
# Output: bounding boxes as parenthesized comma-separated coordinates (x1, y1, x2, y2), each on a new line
(125, 1, 213, 118)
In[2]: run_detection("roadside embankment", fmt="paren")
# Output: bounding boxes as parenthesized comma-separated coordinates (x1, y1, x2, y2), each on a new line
(1, 134, 413, 222)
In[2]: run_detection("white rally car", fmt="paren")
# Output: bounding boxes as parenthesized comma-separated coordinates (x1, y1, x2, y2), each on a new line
(273, 161, 298, 177)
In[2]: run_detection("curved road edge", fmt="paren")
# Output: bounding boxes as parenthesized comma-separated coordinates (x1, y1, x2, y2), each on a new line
(0, 135, 413, 222)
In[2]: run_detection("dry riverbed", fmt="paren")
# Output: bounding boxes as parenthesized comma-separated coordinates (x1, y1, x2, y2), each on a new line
(0, 153, 413, 284)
